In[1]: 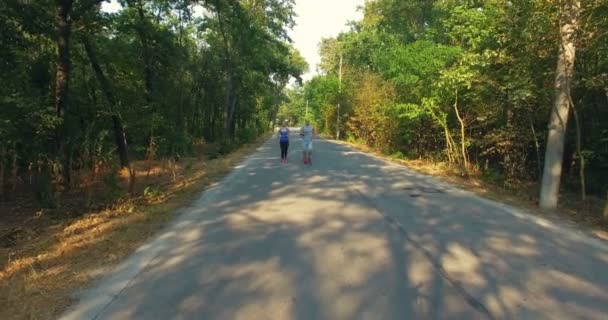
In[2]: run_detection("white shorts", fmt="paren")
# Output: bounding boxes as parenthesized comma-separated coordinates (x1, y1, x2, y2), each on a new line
(302, 140, 313, 151)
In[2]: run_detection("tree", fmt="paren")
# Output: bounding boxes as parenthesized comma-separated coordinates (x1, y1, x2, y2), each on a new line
(1, 0, 305, 205)
(286, 0, 607, 213)
(539, 0, 581, 209)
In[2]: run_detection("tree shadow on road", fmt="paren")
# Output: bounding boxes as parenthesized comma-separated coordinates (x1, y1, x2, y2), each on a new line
(70, 139, 608, 320)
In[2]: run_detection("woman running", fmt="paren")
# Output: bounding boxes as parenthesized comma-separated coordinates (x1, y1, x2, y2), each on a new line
(300, 120, 314, 165)
(278, 121, 290, 164)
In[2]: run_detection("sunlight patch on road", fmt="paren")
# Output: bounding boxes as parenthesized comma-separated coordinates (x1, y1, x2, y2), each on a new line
(486, 236, 540, 257)
(300, 231, 392, 319)
(441, 244, 485, 287)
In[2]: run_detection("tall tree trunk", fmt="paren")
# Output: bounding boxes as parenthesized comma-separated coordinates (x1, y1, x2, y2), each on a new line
(0, 146, 5, 203)
(529, 116, 542, 180)
(213, 0, 241, 140)
(604, 192, 608, 221)
(569, 98, 585, 201)
(453, 89, 469, 171)
(223, 74, 237, 138)
(55, 0, 74, 188)
(229, 94, 239, 137)
(443, 125, 455, 165)
(539, 0, 580, 209)
(270, 83, 281, 130)
(127, 0, 154, 152)
(134, 0, 153, 105)
(82, 36, 130, 169)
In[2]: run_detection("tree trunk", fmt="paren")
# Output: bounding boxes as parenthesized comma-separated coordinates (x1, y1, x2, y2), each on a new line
(55, 0, 74, 187)
(127, 0, 154, 153)
(539, 0, 580, 209)
(134, 0, 153, 105)
(82, 36, 130, 169)
(604, 192, 608, 220)
(529, 116, 542, 180)
(570, 98, 585, 201)
(223, 74, 237, 139)
(453, 89, 469, 171)
(213, 0, 238, 140)
(0, 146, 5, 203)
(229, 95, 238, 137)
(443, 125, 455, 165)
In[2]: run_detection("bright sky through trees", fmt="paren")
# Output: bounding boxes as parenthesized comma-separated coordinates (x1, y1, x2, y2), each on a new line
(102, 0, 364, 80)
(288, 0, 364, 80)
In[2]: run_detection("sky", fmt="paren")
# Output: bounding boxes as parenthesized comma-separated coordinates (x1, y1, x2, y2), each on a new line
(101, 0, 365, 80)
(288, 0, 365, 80)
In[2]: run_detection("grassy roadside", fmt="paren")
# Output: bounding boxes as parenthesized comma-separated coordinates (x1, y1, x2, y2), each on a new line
(329, 137, 607, 240)
(0, 134, 269, 320)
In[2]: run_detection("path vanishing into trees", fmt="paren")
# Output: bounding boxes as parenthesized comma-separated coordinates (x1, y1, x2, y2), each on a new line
(62, 135, 608, 320)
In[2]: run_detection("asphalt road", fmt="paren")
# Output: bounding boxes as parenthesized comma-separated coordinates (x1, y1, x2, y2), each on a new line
(61, 133, 608, 320)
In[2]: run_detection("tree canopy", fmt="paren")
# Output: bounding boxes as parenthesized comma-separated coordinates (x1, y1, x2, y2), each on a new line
(286, 0, 607, 209)
(0, 0, 307, 204)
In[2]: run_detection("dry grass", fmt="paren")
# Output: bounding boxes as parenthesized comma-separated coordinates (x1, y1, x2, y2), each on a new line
(336, 139, 607, 235)
(0, 135, 268, 320)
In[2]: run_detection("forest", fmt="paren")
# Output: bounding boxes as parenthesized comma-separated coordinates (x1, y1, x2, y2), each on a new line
(0, 0, 306, 207)
(279, 0, 607, 215)
(1, 1, 607, 318)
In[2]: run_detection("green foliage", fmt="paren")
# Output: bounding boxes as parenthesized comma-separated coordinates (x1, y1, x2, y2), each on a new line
(32, 165, 56, 209)
(481, 168, 506, 185)
(284, 0, 608, 198)
(103, 168, 125, 201)
(236, 127, 257, 144)
(143, 185, 164, 203)
(1, 0, 306, 200)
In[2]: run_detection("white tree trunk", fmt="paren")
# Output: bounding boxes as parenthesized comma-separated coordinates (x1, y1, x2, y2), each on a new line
(539, 0, 580, 209)
(453, 89, 469, 171)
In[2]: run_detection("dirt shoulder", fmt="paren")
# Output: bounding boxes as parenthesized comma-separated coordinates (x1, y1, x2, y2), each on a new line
(0, 135, 269, 320)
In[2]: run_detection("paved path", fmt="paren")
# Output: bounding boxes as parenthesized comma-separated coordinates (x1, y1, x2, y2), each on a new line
(61, 134, 608, 320)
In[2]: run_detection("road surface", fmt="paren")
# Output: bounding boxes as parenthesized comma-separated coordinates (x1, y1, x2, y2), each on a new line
(61, 134, 608, 320)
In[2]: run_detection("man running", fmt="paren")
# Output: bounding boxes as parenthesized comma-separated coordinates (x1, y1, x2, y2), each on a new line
(299, 120, 314, 165)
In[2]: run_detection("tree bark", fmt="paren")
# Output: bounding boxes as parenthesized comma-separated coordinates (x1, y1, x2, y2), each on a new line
(223, 74, 237, 138)
(82, 36, 130, 169)
(569, 98, 585, 201)
(529, 116, 542, 180)
(55, 0, 74, 187)
(443, 125, 455, 165)
(0, 146, 5, 203)
(213, 0, 241, 140)
(539, 0, 580, 209)
(453, 89, 469, 171)
(604, 192, 608, 220)
(133, 0, 153, 105)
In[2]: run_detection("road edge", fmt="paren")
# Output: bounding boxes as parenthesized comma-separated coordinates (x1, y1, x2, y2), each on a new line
(58, 137, 273, 320)
(327, 138, 608, 254)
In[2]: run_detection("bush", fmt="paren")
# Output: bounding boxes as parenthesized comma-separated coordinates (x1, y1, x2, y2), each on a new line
(143, 185, 165, 203)
(103, 167, 125, 200)
(390, 151, 406, 160)
(33, 167, 55, 208)
(236, 127, 257, 144)
(481, 168, 505, 185)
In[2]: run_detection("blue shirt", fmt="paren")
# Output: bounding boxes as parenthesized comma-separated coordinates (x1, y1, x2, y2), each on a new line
(279, 128, 289, 142)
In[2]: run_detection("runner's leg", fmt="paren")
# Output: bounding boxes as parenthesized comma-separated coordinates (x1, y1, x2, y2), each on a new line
(280, 142, 288, 160)
(307, 141, 313, 164)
